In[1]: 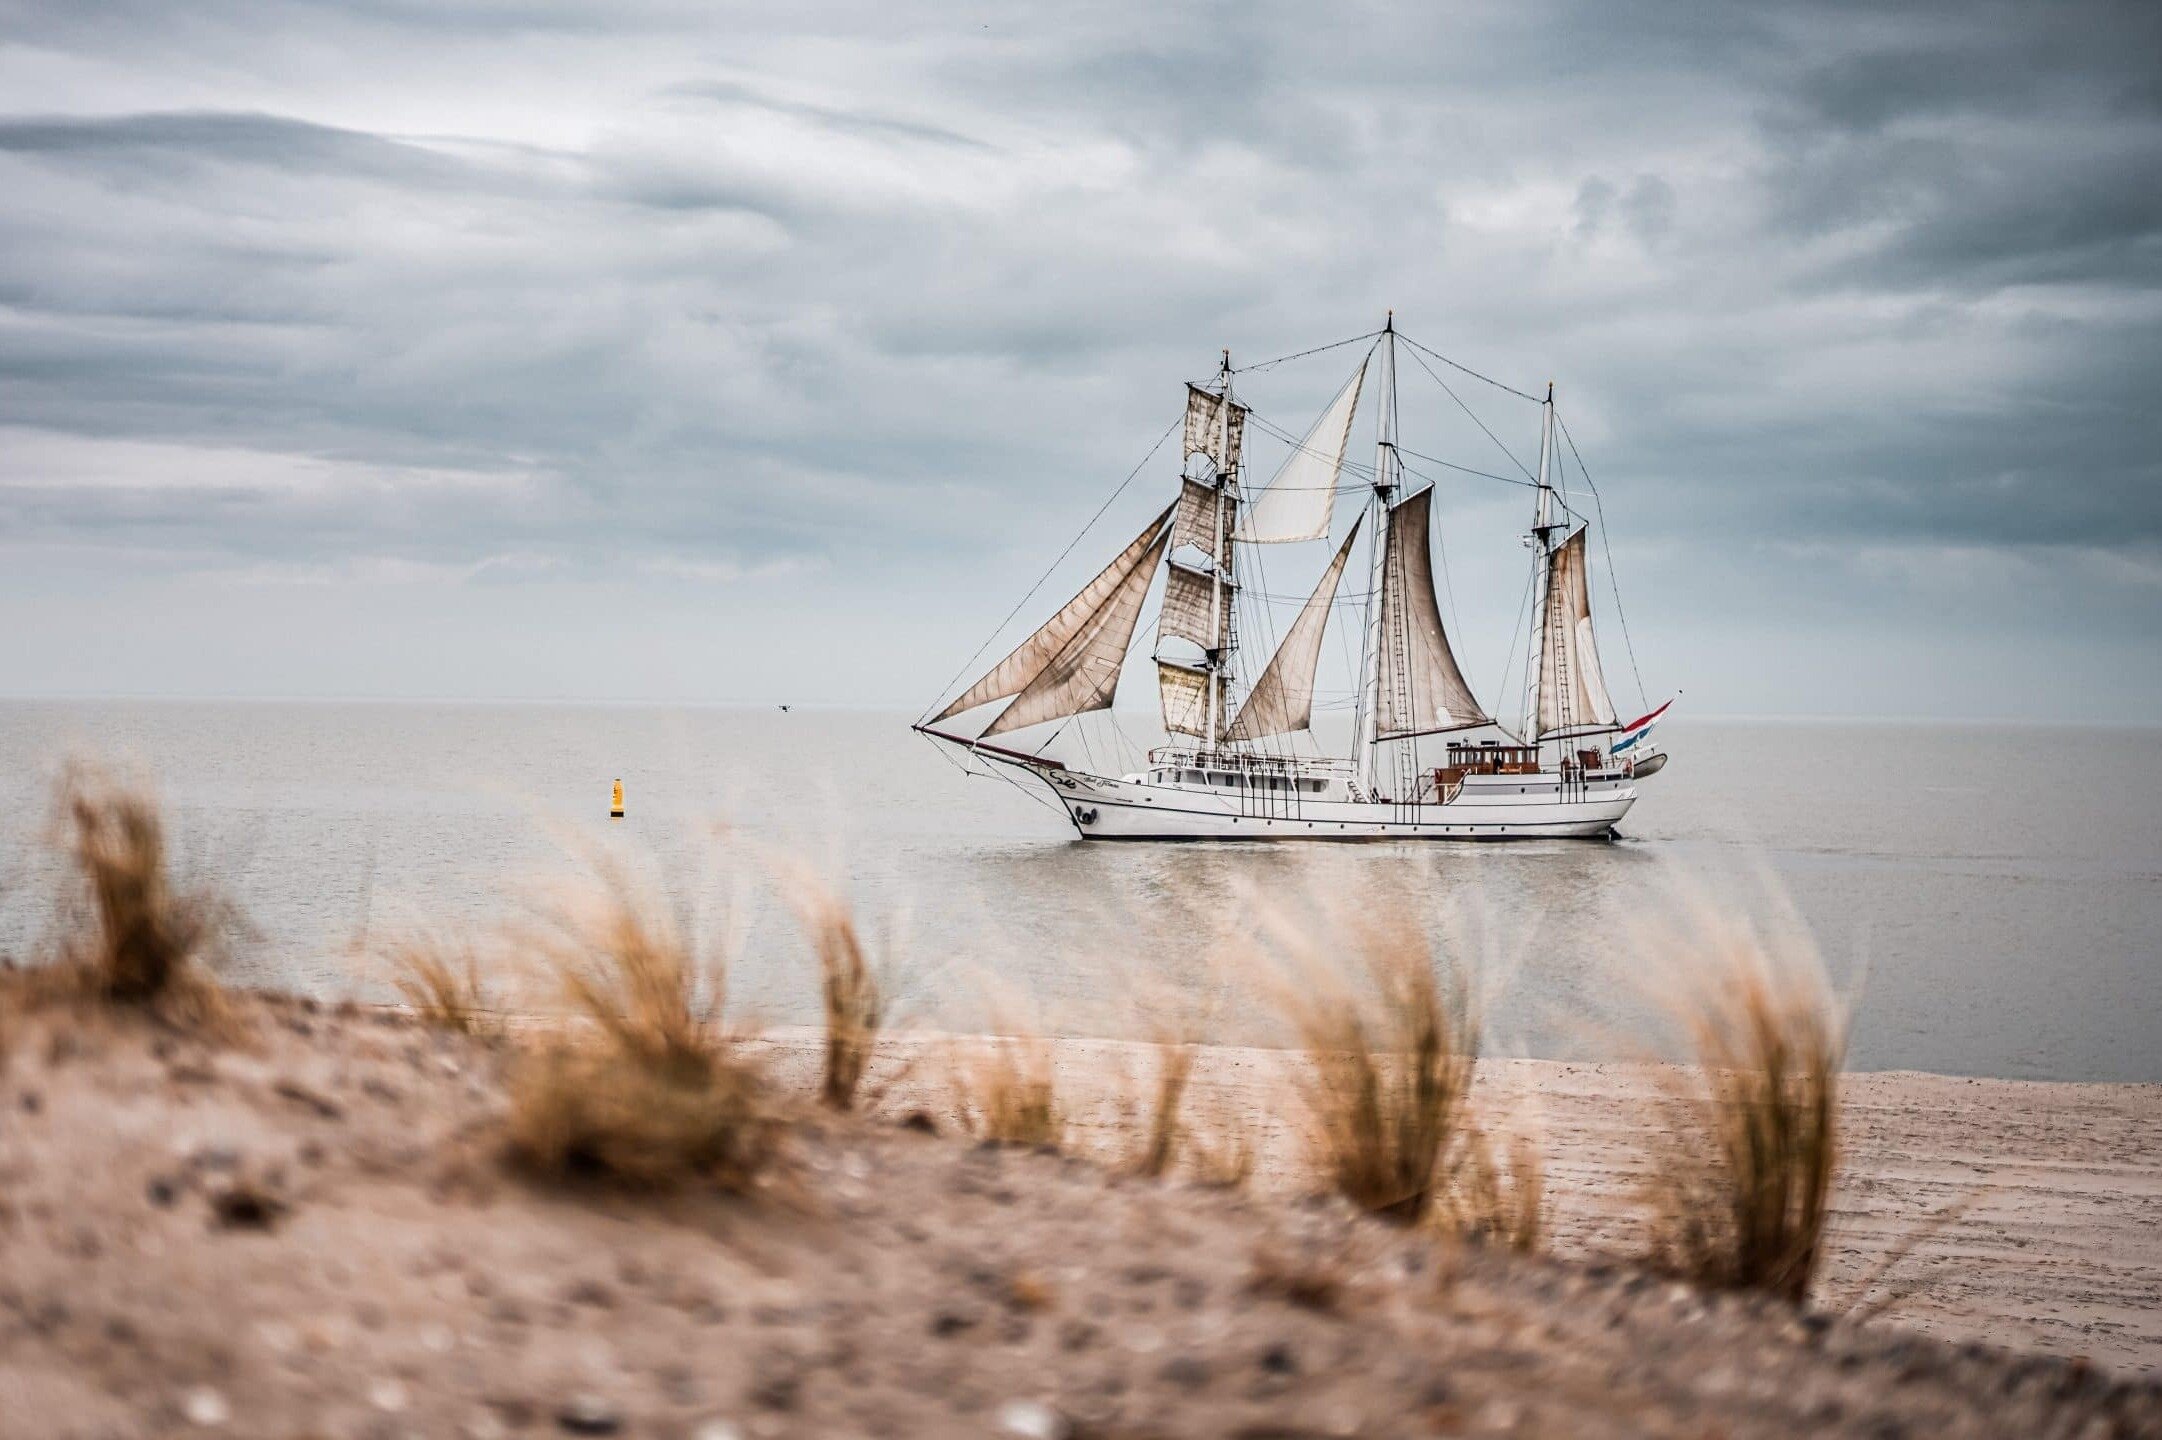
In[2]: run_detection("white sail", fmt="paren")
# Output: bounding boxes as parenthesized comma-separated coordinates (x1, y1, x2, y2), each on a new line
(1235, 358, 1368, 544)
(1536, 527, 1620, 740)
(1157, 660, 1225, 740)
(1171, 477, 1234, 567)
(1375, 486, 1490, 740)
(1225, 517, 1361, 741)
(1183, 384, 1248, 478)
(982, 519, 1174, 738)
(1158, 558, 1230, 652)
(934, 502, 1174, 725)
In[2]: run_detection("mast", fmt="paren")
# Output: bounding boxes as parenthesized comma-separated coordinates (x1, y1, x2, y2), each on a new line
(1205, 347, 1232, 751)
(1522, 382, 1559, 752)
(1354, 313, 1398, 797)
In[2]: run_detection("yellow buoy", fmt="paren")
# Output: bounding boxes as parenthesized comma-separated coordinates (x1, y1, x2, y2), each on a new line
(610, 778, 624, 819)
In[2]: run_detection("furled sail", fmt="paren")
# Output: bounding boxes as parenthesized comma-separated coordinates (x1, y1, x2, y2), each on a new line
(1157, 660, 1226, 740)
(1374, 487, 1490, 739)
(1158, 558, 1230, 653)
(1171, 478, 1234, 567)
(1235, 358, 1368, 544)
(1183, 384, 1247, 478)
(1535, 527, 1620, 740)
(1226, 516, 1362, 741)
(933, 501, 1175, 726)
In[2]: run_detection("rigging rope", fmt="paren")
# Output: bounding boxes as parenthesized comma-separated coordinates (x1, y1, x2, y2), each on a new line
(1397, 447, 1537, 490)
(1228, 329, 1385, 375)
(1398, 342, 1540, 483)
(1554, 410, 1651, 713)
(919, 413, 1182, 726)
(1396, 331, 1545, 404)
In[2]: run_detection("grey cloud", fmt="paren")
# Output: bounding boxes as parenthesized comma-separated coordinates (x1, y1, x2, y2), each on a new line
(662, 80, 995, 153)
(0, 0, 2156, 711)
(0, 111, 469, 183)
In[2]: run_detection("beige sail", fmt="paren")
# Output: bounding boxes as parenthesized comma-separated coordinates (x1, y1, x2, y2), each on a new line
(981, 520, 1174, 738)
(1536, 527, 1620, 739)
(1375, 487, 1490, 739)
(1183, 384, 1247, 477)
(1226, 516, 1361, 740)
(1157, 660, 1225, 740)
(1235, 358, 1367, 544)
(934, 502, 1174, 725)
(1158, 558, 1229, 652)
(1172, 477, 1234, 567)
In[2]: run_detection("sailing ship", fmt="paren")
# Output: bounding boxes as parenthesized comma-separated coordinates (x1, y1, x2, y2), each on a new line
(916, 315, 1664, 840)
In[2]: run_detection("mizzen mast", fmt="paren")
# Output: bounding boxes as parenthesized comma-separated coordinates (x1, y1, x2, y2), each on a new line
(1523, 382, 1622, 748)
(1522, 383, 1559, 747)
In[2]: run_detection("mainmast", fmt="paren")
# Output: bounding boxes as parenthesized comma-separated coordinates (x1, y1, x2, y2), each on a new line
(1522, 383, 1560, 749)
(1353, 314, 1399, 797)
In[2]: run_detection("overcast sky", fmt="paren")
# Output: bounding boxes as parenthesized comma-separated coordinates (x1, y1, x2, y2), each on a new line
(1, 0, 2156, 720)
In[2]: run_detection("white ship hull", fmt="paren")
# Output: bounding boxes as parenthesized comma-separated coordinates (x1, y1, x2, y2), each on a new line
(1030, 766, 1634, 841)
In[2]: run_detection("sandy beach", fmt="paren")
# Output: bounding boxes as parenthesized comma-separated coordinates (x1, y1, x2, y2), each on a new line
(741, 1030, 2162, 1375)
(4, 995, 2158, 1439)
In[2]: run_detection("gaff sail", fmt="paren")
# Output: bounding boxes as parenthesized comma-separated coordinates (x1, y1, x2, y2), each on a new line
(1535, 527, 1620, 740)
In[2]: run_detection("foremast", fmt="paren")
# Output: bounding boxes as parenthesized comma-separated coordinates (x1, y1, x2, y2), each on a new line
(1203, 349, 1234, 751)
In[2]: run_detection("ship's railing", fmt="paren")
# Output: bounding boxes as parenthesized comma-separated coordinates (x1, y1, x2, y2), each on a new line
(1145, 747, 1357, 781)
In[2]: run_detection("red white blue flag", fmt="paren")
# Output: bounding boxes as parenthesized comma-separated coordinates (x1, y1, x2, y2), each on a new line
(1611, 698, 1672, 754)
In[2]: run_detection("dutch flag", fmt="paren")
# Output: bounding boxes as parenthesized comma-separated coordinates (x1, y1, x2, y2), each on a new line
(1611, 698, 1673, 754)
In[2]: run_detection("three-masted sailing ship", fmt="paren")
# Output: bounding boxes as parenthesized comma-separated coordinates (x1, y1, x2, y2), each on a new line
(916, 316, 1665, 840)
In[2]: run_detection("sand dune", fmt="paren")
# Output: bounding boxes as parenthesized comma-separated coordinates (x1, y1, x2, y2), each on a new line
(742, 1029, 2162, 1374)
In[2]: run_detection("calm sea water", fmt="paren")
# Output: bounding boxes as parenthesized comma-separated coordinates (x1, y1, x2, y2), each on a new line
(0, 701, 2155, 1083)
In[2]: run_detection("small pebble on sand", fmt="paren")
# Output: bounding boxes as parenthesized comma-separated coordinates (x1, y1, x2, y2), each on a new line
(996, 1399, 1070, 1440)
(556, 1393, 622, 1435)
(182, 1386, 230, 1427)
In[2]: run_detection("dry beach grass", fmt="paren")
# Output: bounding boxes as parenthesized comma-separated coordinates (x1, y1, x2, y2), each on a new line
(501, 856, 780, 1192)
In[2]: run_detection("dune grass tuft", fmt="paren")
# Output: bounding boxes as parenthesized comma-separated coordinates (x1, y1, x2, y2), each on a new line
(1446, 1122, 1546, 1253)
(774, 860, 890, 1111)
(1128, 1036, 1196, 1179)
(1184, 1102, 1257, 1189)
(954, 1021, 1064, 1149)
(504, 856, 778, 1192)
(1270, 906, 1479, 1226)
(22, 764, 237, 1030)
(385, 939, 490, 1034)
(1643, 906, 1846, 1303)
